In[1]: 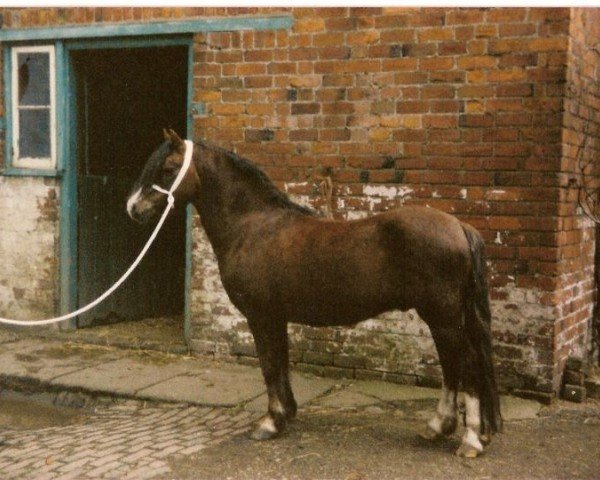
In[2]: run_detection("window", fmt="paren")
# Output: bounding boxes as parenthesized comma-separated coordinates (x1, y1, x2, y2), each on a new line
(10, 45, 57, 170)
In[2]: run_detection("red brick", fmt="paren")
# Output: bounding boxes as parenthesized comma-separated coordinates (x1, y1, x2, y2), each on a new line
(528, 7, 569, 22)
(475, 24, 498, 38)
(324, 17, 356, 31)
(319, 46, 352, 60)
(381, 58, 418, 71)
(487, 8, 527, 23)
(429, 71, 466, 83)
(423, 115, 458, 129)
(496, 83, 533, 97)
(235, 63, 266, 76)
(446, 9, 485, 25)
(458, 85, 495, 98)
(244, 76, 272, 89)
(347, 30, 380, 45)
(419, 57, 454, 70)
(499, 22, 537, 37)
(405, 10, 445, 27)
(313, 32, 345, 47)
(438, 42, 467, 55)
(489, 67, 527, 82)
(422, 85, 455, 99)
(293, 17, 325, 33)
(417, 27, 454, 42)
(458, 55, 497, 69)
(377, 20, 414, 39)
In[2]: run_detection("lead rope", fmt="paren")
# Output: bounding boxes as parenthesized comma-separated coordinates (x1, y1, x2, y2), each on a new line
(0, 140, 194, 327)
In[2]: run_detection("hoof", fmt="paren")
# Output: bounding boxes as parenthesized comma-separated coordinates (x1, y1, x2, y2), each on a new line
(456, 443, 483, 458)
(419, 425, 443, 441)
(250, 416, 280, 441)
(421, 415, 457, 441)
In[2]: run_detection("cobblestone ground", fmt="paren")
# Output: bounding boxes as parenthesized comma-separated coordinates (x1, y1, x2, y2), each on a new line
(0, 400, 258, 479)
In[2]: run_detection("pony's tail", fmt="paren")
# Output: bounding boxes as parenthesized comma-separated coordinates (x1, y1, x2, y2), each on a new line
(461, 223, 503, 436)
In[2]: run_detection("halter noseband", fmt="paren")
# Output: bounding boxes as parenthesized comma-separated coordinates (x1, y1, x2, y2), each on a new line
(152, 139, 194, 209)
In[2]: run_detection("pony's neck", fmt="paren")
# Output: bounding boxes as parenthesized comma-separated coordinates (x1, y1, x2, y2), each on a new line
(191, 143, 308, 255)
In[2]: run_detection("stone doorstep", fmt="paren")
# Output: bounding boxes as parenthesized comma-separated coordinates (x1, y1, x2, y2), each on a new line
(0, 338, 269, 408)
(0, 338, 335, 410)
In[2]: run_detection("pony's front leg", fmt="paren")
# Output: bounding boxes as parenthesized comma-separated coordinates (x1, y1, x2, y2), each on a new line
(248, 318, 297, 441)
(422, 382, 458, 440)
(421, 326, 460, 441)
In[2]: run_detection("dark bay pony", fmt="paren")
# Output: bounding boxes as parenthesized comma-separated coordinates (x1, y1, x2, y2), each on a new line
(128, 130, 502, 458)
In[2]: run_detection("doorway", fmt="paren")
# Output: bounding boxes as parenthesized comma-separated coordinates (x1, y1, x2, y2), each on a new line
(70, 45, 189, 328)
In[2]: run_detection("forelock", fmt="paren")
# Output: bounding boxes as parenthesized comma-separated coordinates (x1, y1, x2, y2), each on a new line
(138, 141, 171, 187)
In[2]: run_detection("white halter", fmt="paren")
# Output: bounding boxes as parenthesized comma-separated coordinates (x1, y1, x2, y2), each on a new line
(151, 139, 194, 208)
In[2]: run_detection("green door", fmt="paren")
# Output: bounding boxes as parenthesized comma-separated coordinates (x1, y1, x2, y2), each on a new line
(71, 46, 188, 327)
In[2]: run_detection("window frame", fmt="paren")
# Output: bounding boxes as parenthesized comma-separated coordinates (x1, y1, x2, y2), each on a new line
(9, 44, 58, 171)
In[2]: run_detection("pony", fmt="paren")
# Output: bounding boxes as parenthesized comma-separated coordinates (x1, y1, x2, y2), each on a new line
(127, 130, 502, 458)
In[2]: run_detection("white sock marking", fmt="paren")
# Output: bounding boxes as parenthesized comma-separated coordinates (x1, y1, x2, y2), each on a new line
(462, 392, 483, 451)
(463, 428, 483, 452)
(464, 393, 481, 431)
(428, 384, 457, 434)
(259, 416, 277, 434)
(428, 415, 443, 434)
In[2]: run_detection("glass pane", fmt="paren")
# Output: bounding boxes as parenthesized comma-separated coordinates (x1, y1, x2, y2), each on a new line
(18, 52, 50, 106)
(19, 108, 51, 159)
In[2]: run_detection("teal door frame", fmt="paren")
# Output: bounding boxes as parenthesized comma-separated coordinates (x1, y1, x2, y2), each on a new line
(61, 35, 194, 333)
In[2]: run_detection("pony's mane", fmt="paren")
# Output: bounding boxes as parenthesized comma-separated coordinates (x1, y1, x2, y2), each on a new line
(197, 140, 316, 216)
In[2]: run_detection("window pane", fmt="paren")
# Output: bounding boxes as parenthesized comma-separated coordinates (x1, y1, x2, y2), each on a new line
(18, 52, 50, 106)
(18, 108, 51, 158)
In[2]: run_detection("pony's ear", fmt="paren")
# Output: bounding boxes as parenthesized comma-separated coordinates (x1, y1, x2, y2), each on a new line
(163, 128, 185, 153)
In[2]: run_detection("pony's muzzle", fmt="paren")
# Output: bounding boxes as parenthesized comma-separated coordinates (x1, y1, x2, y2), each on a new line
(127, 187, 161, 224)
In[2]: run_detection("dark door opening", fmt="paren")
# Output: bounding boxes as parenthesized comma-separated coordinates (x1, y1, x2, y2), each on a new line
(72, 46, 188, 328)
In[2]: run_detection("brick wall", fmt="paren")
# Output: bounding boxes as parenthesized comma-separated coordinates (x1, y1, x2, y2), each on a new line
(559, 8, 600, 375)
(0, 7, 597, 393)
(188, 7, 580, 393)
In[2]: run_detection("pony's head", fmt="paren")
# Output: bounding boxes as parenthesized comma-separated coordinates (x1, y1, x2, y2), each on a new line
(127, 129, 197, 224)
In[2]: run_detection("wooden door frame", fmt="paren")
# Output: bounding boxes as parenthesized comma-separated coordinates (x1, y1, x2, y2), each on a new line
(62, 35, 194, 332)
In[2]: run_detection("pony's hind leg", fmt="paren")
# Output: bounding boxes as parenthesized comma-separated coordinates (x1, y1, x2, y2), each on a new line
(456, 390, 484, 458)
(421, 326, 460, 440)
(248, 318, 297, 440)
(456, 344, 488, 458)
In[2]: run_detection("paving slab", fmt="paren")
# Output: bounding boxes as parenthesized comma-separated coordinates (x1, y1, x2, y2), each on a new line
(350, 380, 440, 402)
(313, 389, 379, 409)
(245, 372, 338, 412)
(137, 362, 266, 406)
(322, 381, 541, 421)
(51, 356, 195, 396)
(500, 395, 541, 420)
(0, 339, 123, 383)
